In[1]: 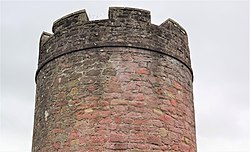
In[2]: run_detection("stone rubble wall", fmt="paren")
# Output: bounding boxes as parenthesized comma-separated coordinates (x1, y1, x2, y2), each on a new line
(32, 7, 196, 152)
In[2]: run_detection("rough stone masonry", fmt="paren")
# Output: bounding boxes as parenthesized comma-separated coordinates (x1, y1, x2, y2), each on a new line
(32, 7, 196, 152)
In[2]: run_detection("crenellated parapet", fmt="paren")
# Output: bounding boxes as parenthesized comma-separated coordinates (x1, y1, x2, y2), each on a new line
(108, 7, 151, 23)
(37, 7, 192, 82)
(52, 9, 89, 33)
(39, 32, 52, 50)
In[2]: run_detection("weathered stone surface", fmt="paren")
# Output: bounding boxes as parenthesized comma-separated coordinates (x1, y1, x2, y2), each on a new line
(32, 7, 196, 152)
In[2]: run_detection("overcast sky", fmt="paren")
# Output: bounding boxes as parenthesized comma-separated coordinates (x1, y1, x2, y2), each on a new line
(0, 1, 249, 152)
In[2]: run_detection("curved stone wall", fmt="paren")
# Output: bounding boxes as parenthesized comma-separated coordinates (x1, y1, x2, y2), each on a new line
(32, 7, 196, 152)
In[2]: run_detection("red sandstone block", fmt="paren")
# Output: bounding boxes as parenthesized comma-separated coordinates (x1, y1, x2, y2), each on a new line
(62, 140, 70, 147)
(178, 104, 187, 114)
(179, 143, 191, 152)
(134, 93, 145, 101)
(167, 132, 179, 141)
(109, 132, 128, 143)
(124, 82, 138, 91)
(114, 116, 122, 123)
(160, 104, 176, 114)
(155, 87, 165, 96)
(171, 99, 177, 106)
(141, 143, 152, 150)
(135, 81, 145, 86)
(96, 129, 109, 135)
(90, 136, 108, 143)
(140, 86, 153, 95)
(85, 95, 100, 101)
(159, 104, 168, 112)
(112, 105, 128, 114)
(87, 84, 98, 91)
(160, 145, 169, 150)
(148, 76, 157, 84)
(78, 137, 89, 145)
(126, 111, 142, 119)
(133, 119, 147, 125)
(58, 146, 71, 152)
(142, 125, 159, 133)
(122, 91, 134, 100)
(102, 93, 121, 100)
(185, 93, 191, 101)
(145, 96, 159, 107)
(111, 99, 128, 105)
(173, 80, 183, 90)
(130, 101, 146, 107)
(129, 105, 145, 113)
(76, 103, 95, 110)
(118, 124, 131, 132)
(147, 119, 164, 127)
(136, 68, 150, 75)
(75, 150, 85, 152)
(85, 147, 100, 152)
(159, 114, 174, 125)
(144, 109, 156, 119)
(69, 130, 80, 139)
(99, 117, 112, 124)
(129, 134, 145, 143)
(131, 125, 142, 131)
(150, 144, 162, 150)
(98, 110, 110, 117)
(189, 146, 197, 152)
(53, 142, 61, 150)
(175, 121, 185, 129)
(110, 76, 118, 82)
(131, 73, 148, 81)
(186, 117, 194, 125)
(122, 117, 134, 124)
(75, 110, 99, 120)
(95, 124, 106, 131)
(172, 144, 179, 151)
(106, 143, 128, 150)
(110, 123, 117, 130)
(176, 92, 184, 101)
(146, 135, 162, 146)
(98, 100, 109, 106)
(69, 99, 81, 105)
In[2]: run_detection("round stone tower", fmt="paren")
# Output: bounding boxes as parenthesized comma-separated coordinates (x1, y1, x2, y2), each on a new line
(32, 7, 196, 151)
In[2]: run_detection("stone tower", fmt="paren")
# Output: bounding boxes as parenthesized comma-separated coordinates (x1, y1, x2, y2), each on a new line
(32, 7, 196, 151)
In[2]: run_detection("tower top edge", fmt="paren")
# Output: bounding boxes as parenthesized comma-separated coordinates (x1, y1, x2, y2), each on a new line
(108, 7, 150, 14)
(50, 7, 187, 35)
(52, 9, 89, 33)
(38, 7, 192, 80)
(161, 18, 187, 35)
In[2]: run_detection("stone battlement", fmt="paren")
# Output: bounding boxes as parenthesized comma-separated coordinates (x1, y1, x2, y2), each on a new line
(37, 7, 192, 82)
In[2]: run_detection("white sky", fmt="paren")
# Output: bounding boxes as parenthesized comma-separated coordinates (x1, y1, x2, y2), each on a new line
(0, 1, 249, 152)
